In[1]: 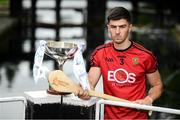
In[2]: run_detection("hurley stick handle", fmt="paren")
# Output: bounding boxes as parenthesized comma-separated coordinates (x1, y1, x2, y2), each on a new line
(88, 90, 130, 103)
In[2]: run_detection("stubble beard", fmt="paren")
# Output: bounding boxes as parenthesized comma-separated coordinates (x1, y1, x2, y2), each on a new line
(113, 37, 130, 50)
(114, 38, 126, 44)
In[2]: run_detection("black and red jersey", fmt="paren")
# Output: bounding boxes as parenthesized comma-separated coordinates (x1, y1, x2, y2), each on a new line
(90, 41, 158, 119)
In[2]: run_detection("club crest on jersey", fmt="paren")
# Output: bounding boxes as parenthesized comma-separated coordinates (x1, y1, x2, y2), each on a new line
(132, 57, 139, 65)
(108, 68, 136, 83)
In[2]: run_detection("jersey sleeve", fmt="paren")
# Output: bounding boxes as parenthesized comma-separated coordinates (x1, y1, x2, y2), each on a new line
(145, 53, 158, 73)
(90, 49, 100, 67)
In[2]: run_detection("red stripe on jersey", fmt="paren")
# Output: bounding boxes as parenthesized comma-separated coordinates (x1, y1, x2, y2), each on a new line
(132, 41, 158, 73)
(133, 41, 157, 62)
(90, 42, 112, 67)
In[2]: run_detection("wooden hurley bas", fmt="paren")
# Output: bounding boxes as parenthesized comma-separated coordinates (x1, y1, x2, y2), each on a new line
(48, 70, 130, 103)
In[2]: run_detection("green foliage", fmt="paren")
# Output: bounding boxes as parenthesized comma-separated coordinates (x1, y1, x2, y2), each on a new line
(138, 14, 155, 25)
(0, 0, 9, 6)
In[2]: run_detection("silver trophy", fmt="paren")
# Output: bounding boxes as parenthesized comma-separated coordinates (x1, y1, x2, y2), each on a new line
(45, 40, 78, 70)
(44, 40, 78, 94)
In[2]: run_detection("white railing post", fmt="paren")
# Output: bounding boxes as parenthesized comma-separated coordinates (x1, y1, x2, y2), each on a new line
(95, 101, 100, 120)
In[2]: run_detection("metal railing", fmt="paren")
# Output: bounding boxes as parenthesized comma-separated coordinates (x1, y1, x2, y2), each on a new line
(1, 96, 180, 119)
(95, 99, 180, 120)
(0, 96, 27, 119)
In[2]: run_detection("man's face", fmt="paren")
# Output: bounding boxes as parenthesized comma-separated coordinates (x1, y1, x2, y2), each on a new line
(107, 19, 132, 44)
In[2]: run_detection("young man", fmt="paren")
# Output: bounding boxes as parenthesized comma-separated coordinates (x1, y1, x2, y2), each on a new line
(79, 6, 163, 119)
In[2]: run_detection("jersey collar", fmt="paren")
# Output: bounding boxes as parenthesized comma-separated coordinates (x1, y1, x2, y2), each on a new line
(112, 40, 133, 52)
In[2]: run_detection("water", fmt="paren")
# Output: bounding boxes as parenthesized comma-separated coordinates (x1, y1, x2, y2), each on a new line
(0, 61, 52, 97)
(0, 0, 92, 119)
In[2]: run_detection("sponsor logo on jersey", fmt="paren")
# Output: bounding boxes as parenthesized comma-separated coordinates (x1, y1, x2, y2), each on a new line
(108, 68, 136, 83)
(105, 57, 113, 62)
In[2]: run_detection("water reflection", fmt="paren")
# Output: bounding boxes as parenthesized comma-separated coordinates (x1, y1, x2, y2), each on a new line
(2, 62, 18, 88)
(0, 62, 18, 90)
(0, 61, 53, 97)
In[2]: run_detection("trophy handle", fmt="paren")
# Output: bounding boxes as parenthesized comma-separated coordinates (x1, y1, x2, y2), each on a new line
(66, 47, 78, 58)
(44, 45, 57, 59)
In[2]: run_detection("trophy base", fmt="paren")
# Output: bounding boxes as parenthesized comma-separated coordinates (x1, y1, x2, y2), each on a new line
(47, 88, 71, 95)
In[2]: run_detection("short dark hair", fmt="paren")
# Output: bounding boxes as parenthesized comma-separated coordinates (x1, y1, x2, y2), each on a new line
(107, 7, 131, 24)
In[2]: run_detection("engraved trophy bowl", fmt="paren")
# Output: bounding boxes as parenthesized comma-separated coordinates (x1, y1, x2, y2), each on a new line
(45, 40, 78, 95)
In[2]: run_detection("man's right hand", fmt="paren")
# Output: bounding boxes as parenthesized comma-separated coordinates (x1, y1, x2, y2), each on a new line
(77, 89, 91, 100)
